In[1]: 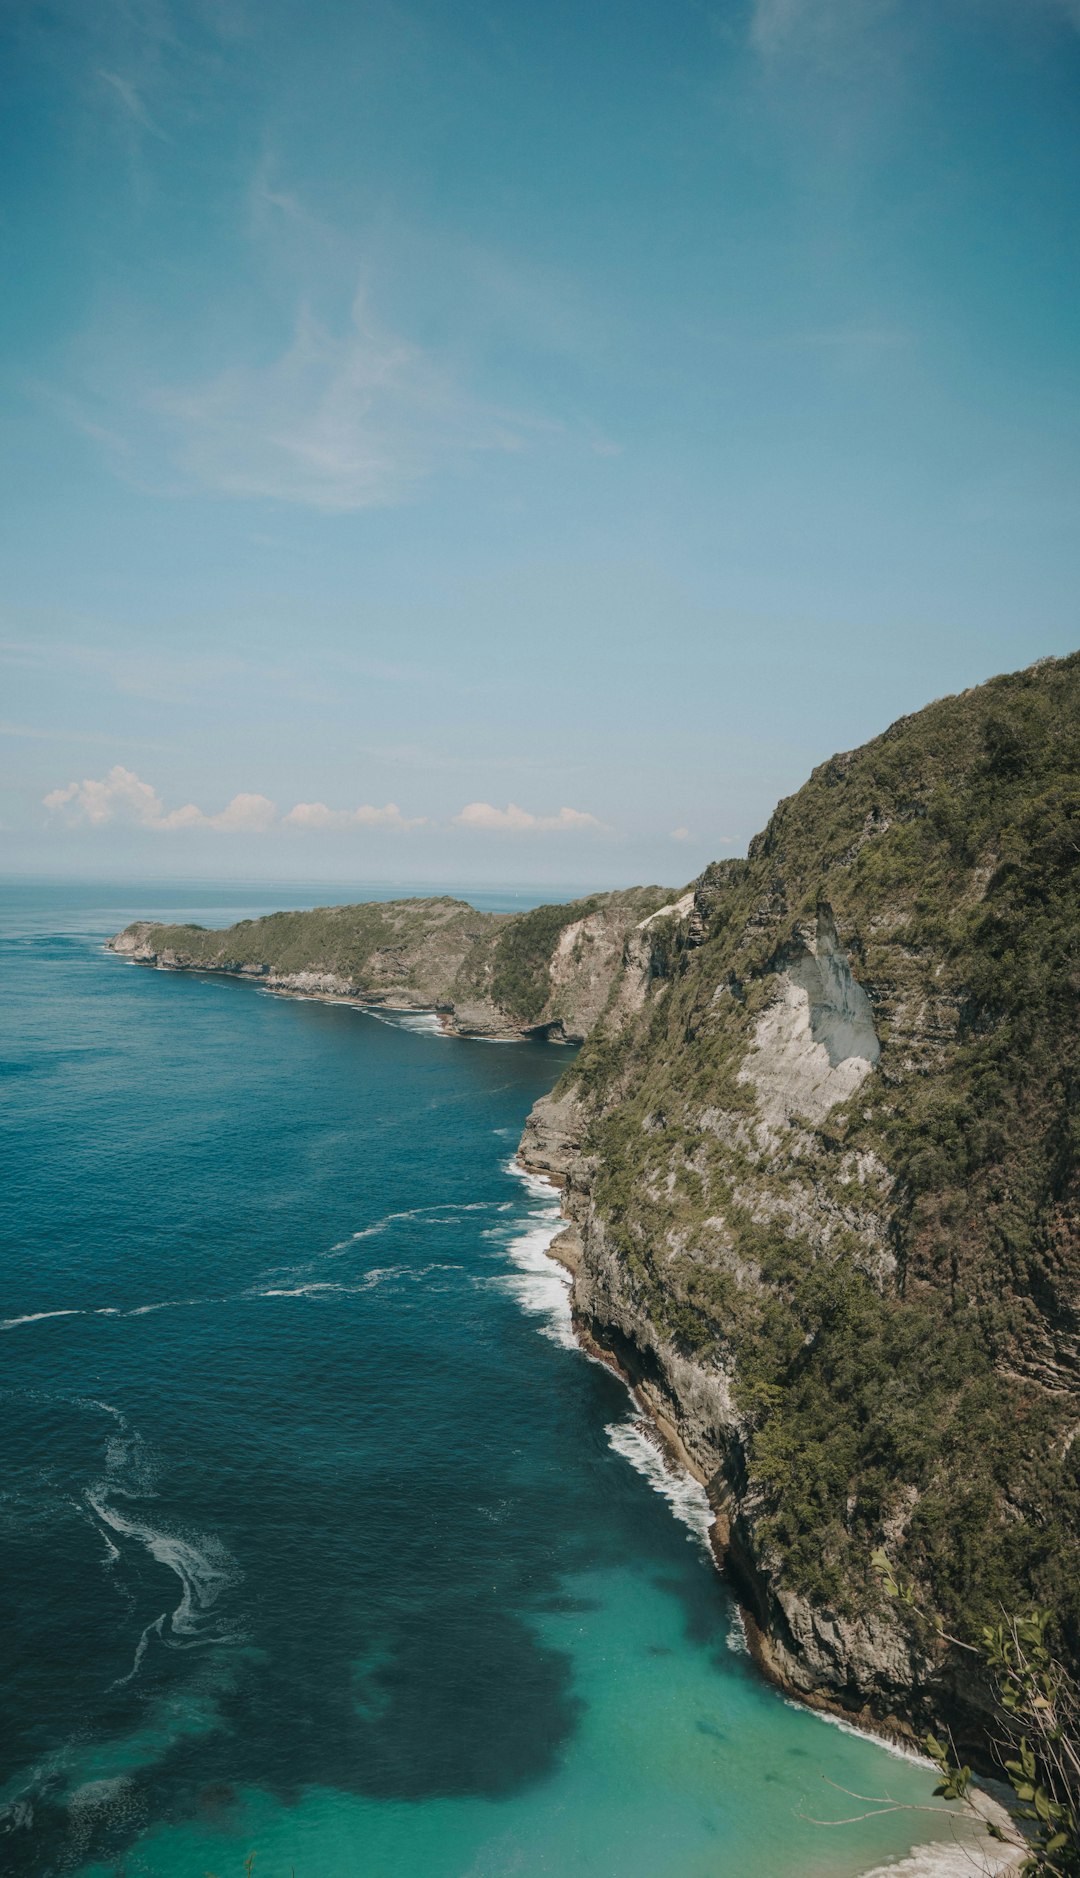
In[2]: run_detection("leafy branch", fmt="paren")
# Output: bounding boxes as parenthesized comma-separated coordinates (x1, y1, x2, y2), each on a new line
(872, 1552, 1080, 1875)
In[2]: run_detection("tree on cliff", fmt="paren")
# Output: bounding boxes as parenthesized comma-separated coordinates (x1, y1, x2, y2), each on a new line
(873, 1554, 1080, 1875)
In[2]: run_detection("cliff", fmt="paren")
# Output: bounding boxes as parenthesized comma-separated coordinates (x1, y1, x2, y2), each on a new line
(108, 653, 1079, 1746)
(520, 653, 1080, 1746)
(108, 886, 674, 1043)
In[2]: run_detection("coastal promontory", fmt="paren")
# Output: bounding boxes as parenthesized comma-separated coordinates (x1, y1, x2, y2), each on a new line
(111, 652, 1080, 1755)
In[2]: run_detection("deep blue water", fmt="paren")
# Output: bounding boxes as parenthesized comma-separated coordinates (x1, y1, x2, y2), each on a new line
(0, 881, 980, 1878)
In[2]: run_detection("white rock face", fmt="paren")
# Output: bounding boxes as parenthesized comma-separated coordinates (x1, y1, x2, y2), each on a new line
(637, 890, 695, 930)
(738, 911, 879, 1127)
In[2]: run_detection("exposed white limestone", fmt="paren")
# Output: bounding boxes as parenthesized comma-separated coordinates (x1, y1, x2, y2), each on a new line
(738, 910, 879, 1127)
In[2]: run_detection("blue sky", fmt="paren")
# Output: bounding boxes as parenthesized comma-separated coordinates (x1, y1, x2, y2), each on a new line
(2, 0, 1078, 886)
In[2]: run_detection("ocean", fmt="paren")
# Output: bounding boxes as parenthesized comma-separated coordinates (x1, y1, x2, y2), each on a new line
(0, 879, 1002, 1878)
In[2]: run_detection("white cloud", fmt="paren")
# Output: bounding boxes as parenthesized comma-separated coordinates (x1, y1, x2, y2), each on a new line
(43, 766, 275, 833)
(176, 792, 277, 833)
(670, 826, 692, 842)
(283, 801, 426, 832)
(44, 765, 166, 827)
(454, 801, 604, 833)
(42, 767, 425, 835)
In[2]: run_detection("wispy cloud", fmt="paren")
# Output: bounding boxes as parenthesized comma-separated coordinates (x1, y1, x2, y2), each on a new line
(0, 720, 172, 752)
(747, 0, 894, 60)
(96, 68, 167, 139)
(42, 287, 539, 513)
(454, 801, 605, 834)
(145, 291, 531, 511)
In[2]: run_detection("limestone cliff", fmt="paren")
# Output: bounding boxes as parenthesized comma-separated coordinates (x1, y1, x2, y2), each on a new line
(108, 886, 673, 1043)
(519, 653, 1080, 1747)
(108, 654, 1079, 1746)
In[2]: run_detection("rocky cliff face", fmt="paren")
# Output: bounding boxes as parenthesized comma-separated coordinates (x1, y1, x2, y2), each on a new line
(519, 653, 1080, 1746)
(108, 656, 1079, 1745)
(109, 886, 674, 1044)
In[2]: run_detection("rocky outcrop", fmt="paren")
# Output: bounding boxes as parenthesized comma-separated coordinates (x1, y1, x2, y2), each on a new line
(518, 653, 1080, 1749)
(108, 887, 676, 1045)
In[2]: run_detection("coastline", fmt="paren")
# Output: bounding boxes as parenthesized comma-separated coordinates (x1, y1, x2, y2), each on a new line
(509, 1158, 1025, 1878)
(108, 948, 551, 1043)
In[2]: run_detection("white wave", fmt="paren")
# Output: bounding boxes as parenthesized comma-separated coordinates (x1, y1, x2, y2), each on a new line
(493, 1159, 576, 1346)
(506, 1157, 562, 1202)
(347, 1213, 414, 1242)
(784, 1697, 939, 1769)
(361, 1006, 448, 1036)
(857, 1828, 1022, 1877)
(78, 1399, 126, 1423)
(252, 1263, 455, 1303)
(2, 1299, 212, 1329)
(605, 1418, 715, 1556)
(495, 1231, 576, 1346)
(257, 1286, 328, 1298)
(726, 1605, 749, 1654)
(125, 1297, 203, 1317)
(363, 1263, 445, 1288)
(2, 1308, 82, 1329)
(336, 1199, 501, 1249)
(98, 1524, 122, 1566)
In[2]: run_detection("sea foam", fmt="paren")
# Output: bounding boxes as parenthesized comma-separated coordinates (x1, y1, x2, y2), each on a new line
(494, 1160, 576, 1347)
(604, 1417, 714, 1557)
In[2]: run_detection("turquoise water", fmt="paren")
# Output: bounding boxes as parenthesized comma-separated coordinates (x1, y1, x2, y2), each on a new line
(1, 881, 986, 1878)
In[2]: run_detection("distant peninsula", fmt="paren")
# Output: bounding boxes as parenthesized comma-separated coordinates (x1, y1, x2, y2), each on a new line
(108, 885, 677, 1043)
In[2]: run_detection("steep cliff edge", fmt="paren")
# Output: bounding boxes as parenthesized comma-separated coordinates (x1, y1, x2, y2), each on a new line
(108, 886, 673, 1042)
(520, 653, 1080, 1745)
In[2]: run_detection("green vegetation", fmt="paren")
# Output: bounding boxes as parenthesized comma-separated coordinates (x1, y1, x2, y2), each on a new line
(554, 654, 1080, 1662)
(113, 886, 673, 1040)
(874, 1561, 1080, 1876)
(488, 886, 670, 1026)
(490, 896, 604, 1023)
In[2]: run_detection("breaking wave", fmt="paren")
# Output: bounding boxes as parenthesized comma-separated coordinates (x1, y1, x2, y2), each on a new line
(361, 1007, 448, 1036)
(488, 1160, 575, 1347)
(604, 1418, 714, 1558)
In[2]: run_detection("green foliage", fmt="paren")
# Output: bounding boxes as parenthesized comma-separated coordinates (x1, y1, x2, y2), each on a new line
(115, 887, 673, 1033)
(552, 652, 1080, 1661)
(490, 897, 604, 1024)
(877, 1566, 1080, 1876)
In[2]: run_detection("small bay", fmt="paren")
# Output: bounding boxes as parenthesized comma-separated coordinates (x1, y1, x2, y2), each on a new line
(1, 881, 993, 1878)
